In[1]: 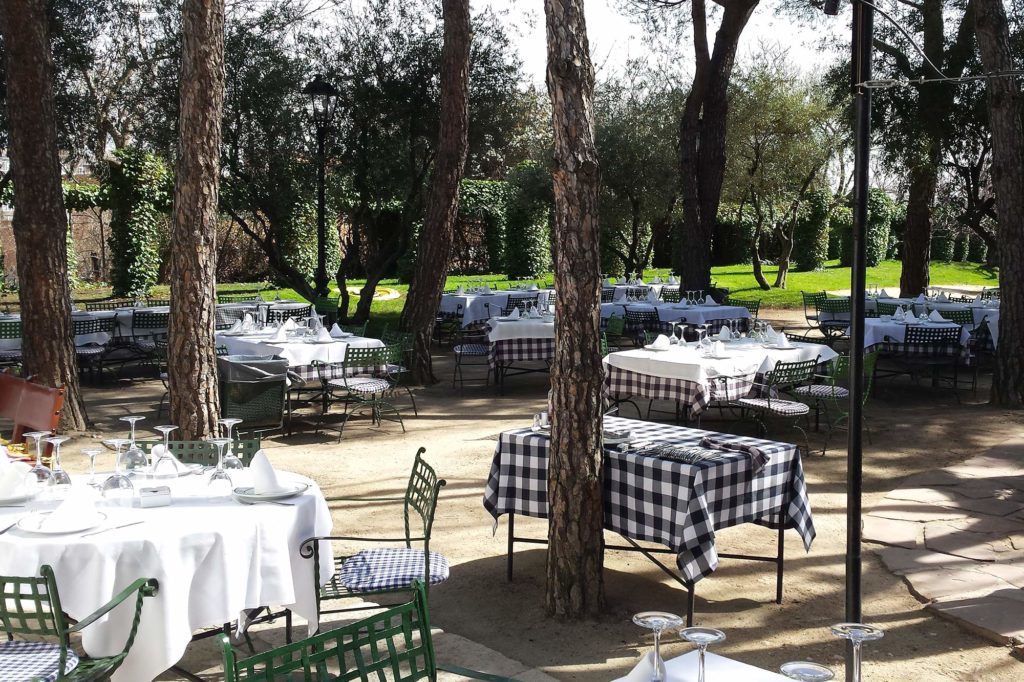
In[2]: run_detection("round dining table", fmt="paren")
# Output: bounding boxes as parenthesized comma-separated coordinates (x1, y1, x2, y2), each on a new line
(0, 467, 333, 682)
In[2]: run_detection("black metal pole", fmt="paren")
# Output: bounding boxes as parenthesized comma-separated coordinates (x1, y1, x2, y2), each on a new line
(846, 0, 873, 678)
(315, 124, 328, 298)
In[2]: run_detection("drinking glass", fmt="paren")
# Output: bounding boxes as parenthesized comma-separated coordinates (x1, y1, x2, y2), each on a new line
(81, 448, 101, 488)
(679, 627, 726, 682)
(151, 425, 180, 478)
(119, 416, 149, 475)
(633, 612, 682, 682)
(207, 437, 234, 494)
(218, 418, 245, 471)
(44, 436, 72, 494)
(830, 623, 883, 682)
(100, 438, 134, 503)
(780, 661, 835, 681)
(23, 431, 54, 489)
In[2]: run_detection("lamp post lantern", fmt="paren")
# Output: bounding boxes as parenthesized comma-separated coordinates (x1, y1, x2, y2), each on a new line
(303, 74, 340, 298)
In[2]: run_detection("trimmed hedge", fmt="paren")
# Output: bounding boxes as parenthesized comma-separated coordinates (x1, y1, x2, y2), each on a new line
(712, 204, 755, 266)
(839, 189, 892, 267)
(793, 190, 831, 271)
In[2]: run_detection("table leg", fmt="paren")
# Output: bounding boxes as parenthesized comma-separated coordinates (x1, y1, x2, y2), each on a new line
(685, 580, 695, 626)
(776, 524, 785, 604)
(507, 512, 515, 582)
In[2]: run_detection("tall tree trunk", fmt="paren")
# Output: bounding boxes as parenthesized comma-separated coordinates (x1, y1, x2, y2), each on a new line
(168, 0, 225, 439)
(399, 0, 471, 384)
(0, 0, 87, 431)
(544, 0, 605, 619)
(975, 0, 1024, 408)
(675, 0, 758, 291)
(899, 147, 939, 296)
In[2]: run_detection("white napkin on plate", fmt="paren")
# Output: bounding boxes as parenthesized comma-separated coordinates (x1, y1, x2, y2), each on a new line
(648, 334, 670, 350)
(915, 294, 926, 303)
(282, 318, 297, 331)
(226, 319, 242, 333)
(974, 293, 983, 303)
(602, 278, 612, 287)
(636, 278, 645, 285)
(764, 324, 777, 341)
(777, 333, 793, 348)
(652, 276, 662, 284)
(928, 309, 946, 323)
(937, 292, 949, 302)
(482, 285, 491, 294)
(623, 652, 664, 682)
(528, 307, 541, 319)
(315, 327, 333, 342)
(702, 296, 716, 306)
(713, 340, 725, 355)
(270, 325, 288, 342)
(250, 450, 288, 494)
(0, 458, 31, 499)
(880, 289, 892, 298)
(528, 284, 539, 291)
(329, 323, 346, 338)
(717, 326, 731, 341)
(455, 285, 465, 295)
(508, 307, 520, 320)
(646, 289, 659, 304)
(668, 275, 678, 285)
(44, 486, 97, 531)
(242, 313, 254, 331)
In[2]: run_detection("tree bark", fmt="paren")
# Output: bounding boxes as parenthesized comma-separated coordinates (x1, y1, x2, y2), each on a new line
(899, 145, 939, 296)
(975, 0, 1024, 408)
(168, 0, 225, 438)
(0, 0, 87, 431)
(675, 0, 758, 291)
(544, 0, 605, 619)
(399, 0, 471, 385)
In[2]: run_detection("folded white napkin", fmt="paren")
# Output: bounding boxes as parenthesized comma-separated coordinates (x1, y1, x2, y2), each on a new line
(250, 450, 288, 494)
(44, 486, 97, 531)
(702, 296, 716, 306)
(764, 324, 777, 341)
(636, 278, 645, 285)
(915, 294, 926, 303)
(315, 327, 333, 342)
(282, 318, 297, 331)
(648, 334, 670, 350)
(623, 652, 664, 682)
(455, 285, 465, 295)
(713, 340, 726, 355)
(602, 278, 612, 287)
(937, 292, 949, 302)
(652, 276, 662, 284)
(509, 307, 520, 320)
(482, 285, 491, 294)
(668, 275, 678, 284)
(777, 333, 793, 348)
(270, 325, 289, 342)
(227, 319, 242, 333)
(329, 323, 346, 338)
(150, 444, 190, 473)
(928, 309, 946, 322)
(974, 293, 983, 303)
(242, 313, 254, 330)
(880, 289, 892, 298)
(646, 289, 659, 303)
(529, 284, 539, 291)
(717, 326, 731, 341)
(0, 458, 31, 499)
(894, 307, 905, 321)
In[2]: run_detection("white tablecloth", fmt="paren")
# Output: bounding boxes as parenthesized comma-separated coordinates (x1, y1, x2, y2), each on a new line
(440, 290, 552, 327)
(488, 317, 556, 342)
(601, 303, 750, 324)
(604, 340, 835, 384)
(863, 318, 970, 348)
(216, 332, 384, 368)
(0, 469, 333, 682)
(603, 283, 668, 302)
(614, 651, 789, 682)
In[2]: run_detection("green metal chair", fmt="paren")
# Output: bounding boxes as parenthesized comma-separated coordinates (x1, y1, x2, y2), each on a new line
(876, 301, 899, 316)
(727, 297, 761, 327)
(382, 330, 418, 416)
(72, 317, 116, 381)
(801, 291, 827, 333)
(218, 293, 262, 304)
(793, 350, 879, 455)
(266, 305, 313, 325)
(339, 320, 369, 337)
(734, 357, 819, 453)
(145, 297, 171, 307)
(815, 298, 850, 340)
(84, 300, 133, 311)
(136, 437, 262, 466)
(130, 310, 169, 356)
(937, 308, 974, 326)
(300, 449, 448, 626)
(315, 346, 405, 440)
(661, 288, 681, 303)
(0, 565, 157, 682)
(604, 314, 627, 348)
(0, 320, 22, 368)
(221, 580, 513, 682)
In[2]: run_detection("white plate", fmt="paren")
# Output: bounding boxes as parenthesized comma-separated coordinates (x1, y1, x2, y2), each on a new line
(705, 354, 734, 360)
(139, 463, 203, 479)
(604, 433, 634, 445)
(18, 510, 107, 535)
(309, 339, 336, 344)
(530, 425, 551, 434)
(643, 345, 671, 351)
(0, 491, 38, 506)
(232, 483, 309, 502)
(764, 345, 799, 351)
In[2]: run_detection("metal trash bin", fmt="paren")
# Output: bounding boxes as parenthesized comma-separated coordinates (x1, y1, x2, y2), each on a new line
(217, 355, 289, 431)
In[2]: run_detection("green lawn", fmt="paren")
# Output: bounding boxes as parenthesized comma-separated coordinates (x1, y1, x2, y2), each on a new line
(62, 259, 998, 331)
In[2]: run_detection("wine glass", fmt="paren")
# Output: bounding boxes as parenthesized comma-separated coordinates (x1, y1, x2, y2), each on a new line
(679, 627, 726, 682)
(151, 425, 179, 478)
(830, 623, 884, 682)
(100, 438, 134, 504)
(632, 612, 683, 682)
(44, 436, 72, 495)
(218, 418, 245, 471)
(23, 431, 54, 490)
(119, 416, 149, 475)
(207, 437, 234, 494)
(81, 448, 101, 488)
(780, 661, 835, 681)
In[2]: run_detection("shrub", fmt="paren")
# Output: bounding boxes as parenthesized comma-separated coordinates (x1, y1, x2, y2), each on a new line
(793, 190, 831, 271)
(840, 189, 892, 267)
(504, 161, 552, 278)
(930, 230, 955, 262)
(967, 232, 988, 263)
(829, 205, 851, 261)
(953, 232, 969, 262)
(712, 204, 755, 266)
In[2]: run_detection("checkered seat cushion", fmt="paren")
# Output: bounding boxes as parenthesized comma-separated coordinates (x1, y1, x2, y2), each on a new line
(328, 377, 391, 395)
(0, 349, 22, 359)
(736, 397, 810, 416)
(0, 641, 79, 682)
(75, 345, 106, 356)
(453, 343, 489, 356)
(134, 339, 157, 352)
(336, 547, 450, 593)
(792, 384, 850, 399)
(386, 363, 408, 374)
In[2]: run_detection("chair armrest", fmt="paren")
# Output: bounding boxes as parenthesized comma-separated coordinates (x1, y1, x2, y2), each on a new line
(69, 578, 158, 633)
(301, 534, 428, 546)
(324, 495, 405, 504)
(437, 663, 520, 682)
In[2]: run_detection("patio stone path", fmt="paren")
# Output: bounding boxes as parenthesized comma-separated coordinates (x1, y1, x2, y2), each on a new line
(864, 440, 1024, 648)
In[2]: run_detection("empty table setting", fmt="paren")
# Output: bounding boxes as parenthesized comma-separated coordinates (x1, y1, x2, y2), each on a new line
(601, 298, 751, 326)
(440, 285, 553, 327)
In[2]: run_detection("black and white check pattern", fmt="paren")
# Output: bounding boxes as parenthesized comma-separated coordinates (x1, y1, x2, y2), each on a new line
(482, 416, 815, 582)
(0, 640, 79, 682)
(604, 364, 754, 416)
(489, 338, 556, 368)
(337, 547, 450, 592)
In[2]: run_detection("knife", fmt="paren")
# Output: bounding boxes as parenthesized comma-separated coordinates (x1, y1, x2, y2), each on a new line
(79, 521, 144, 537)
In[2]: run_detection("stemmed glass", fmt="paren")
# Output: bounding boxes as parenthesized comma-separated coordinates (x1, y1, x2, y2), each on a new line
(632, 612, 683, 682)
(207, 437, 234, 494)
(780, 661, 835, 681)
(151, 425, 180, 478)
(81, 448, 101, 488)
(830, 623, 884, 682)
(218, 418, 245, 471)
(23, 431, 54, 490)
(100, 438, 134, 503)
(44, 436, 72, 495)
(679, 627, 726, 682)
(119, 416, 149, 475)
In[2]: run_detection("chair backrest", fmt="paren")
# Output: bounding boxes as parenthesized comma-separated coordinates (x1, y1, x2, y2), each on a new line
(802, 291, 827, 321)
(938, 308, 974, 326)
(502, 295, 538, 316)
(605, 315, 625, 337)
(339, 321, 369, 337)
(624, 309, 659, 329)
(0, 320, 21, 340)
(0, 565, 70, 646)
(85, 300, 133, 311)
(221, 580, 436, 682)
(267, 305, 312, 324)
(765, 357, 819, 390)
(11, 380, 64, 444)
(218, 293, 260, 304)
(222, 379, 287, 431)
(383, 330, 414, 353)
(136, 438, 262, 466)
(876, 302, 899, 315)
(948, 295, 974, 304)
(817, 297, 850, 315)
(341, 345, 387, 379)
(0, 369, 23, 423)
(903, 325, 963, 355)
(404, 448, 446, 545)
(146, 298, 171, 307)
(72, 316, 115, 338)
(727, 298, 761, 318)
(981, 287, 999, 300)
(601, 288, 615, 303)
(661, 289, 681, 303)
(131, 311, 170, 336)
(831, 349, 880, 402)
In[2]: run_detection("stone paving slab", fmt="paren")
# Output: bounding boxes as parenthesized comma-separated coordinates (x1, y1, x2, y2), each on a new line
(865, 441, 1024, 646)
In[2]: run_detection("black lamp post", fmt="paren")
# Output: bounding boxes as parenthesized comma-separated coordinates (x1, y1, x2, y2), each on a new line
(302, 74, 340, 299)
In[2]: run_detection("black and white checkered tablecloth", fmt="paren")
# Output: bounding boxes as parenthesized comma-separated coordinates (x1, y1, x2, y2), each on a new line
(489, 338, 556, 368)
(289, 362, 381, 383)
(604, 365, 754, 417)
(482, 416, 815, 582)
